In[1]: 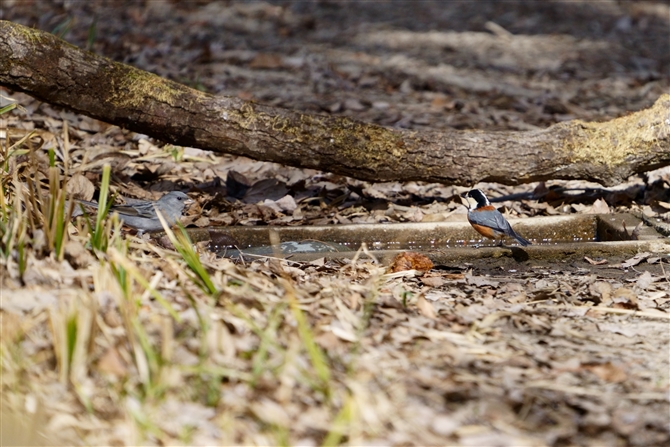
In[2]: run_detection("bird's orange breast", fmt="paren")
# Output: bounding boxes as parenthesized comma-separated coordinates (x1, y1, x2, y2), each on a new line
(469, 223, 498, 239)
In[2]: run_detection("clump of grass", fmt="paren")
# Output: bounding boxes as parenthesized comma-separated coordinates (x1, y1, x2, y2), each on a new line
(224, 301, 287, 389)
(48, 294, 97, 410)
(0, 101, 31, 278)
(1, 97, 381, 446)
(0, 177, 28, 279)
(42, 148, 71, 259)
(108, 247, 181, 321)
(83, 164, 115, 252)
(267, 231, 333, 399)
(157, 217, 218, 297)
(3, 125, 76, 263)
(284, 278, 332, 398)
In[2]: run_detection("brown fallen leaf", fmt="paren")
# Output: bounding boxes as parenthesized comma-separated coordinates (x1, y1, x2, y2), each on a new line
(620, 252, 651, 269)
(66, 173, 95, 201)
(416, 294, 436, 319)
(0, 312, 23, 344)
(97, 346, 128, 378)
(465, 271, 500, 287)
(611, 287, 638, 309)
(389, 252, 433, 273)
(250, 399, 290, 427)
(249, 53, 284, 69)
(431, 414, 459, 436)
(193, 216, 211, 227)
(588, 198, 611, 214)
(315, 331, 341, 351)
(443, 273, 466, 281)
(635, 271, 655, 290)
(421, 276, 444, 288)
(63, 239, 95, 268)
(348, 292, 361, 310)
(80, 149, 132, 173)
(590, 281, 613, 305)
(155, 234, 175, 250)
(584, 256, 608, 266)
(583, 362, 627, 383)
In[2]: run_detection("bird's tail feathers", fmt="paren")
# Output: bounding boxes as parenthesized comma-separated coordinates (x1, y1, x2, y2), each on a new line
(512, 232, 531, 247)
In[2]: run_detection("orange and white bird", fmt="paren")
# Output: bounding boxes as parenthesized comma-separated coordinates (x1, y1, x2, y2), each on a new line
(461, 189, 531, 247)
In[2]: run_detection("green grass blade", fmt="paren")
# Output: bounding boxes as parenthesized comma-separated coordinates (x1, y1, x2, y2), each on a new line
(91, 164, 112, 252)
(322, 396, 353, 447)
(283, 279, 331, 397)
(156, 214, 217, 296)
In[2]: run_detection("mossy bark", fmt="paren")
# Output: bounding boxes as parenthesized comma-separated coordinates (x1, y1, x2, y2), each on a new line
(1, 20, 668, 186)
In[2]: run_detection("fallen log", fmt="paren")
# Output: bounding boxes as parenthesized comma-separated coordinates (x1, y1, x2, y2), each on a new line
(1, 20, 668, 186)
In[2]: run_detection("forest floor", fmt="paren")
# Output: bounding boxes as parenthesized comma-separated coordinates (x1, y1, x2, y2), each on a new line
(2, 1, 670, 446)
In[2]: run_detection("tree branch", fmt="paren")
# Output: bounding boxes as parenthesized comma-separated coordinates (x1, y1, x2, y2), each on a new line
(1, 20, 668, 186)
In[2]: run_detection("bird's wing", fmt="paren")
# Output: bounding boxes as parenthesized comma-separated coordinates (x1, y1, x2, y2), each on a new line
(76, 199, 99, 209)
(492, 212, 530, 244)
(469, 209, 530, 245)
(111, 201, 156, 218)
(468, 209, 512, 234)
(492, 211, 518, 236)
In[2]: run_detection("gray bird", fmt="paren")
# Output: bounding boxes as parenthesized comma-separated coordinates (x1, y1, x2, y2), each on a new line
(74, 191, 193, 232)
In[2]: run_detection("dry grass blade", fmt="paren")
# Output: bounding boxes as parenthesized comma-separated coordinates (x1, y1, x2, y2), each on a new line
(107, 248, 181, 321)
(156, 213, 218, 296)
(226, 301, 288, 386)
(281, 277, 332, 398)
(1, 173, 28, 278)
(48, 294, 97, 399)
(2, 130, 33, 171)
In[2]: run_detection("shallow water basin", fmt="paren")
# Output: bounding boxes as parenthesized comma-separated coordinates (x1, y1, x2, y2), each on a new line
(183, 213, 669, 262)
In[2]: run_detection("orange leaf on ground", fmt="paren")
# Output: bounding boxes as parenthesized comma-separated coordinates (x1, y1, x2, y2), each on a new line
(389, 252, 433, 273)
